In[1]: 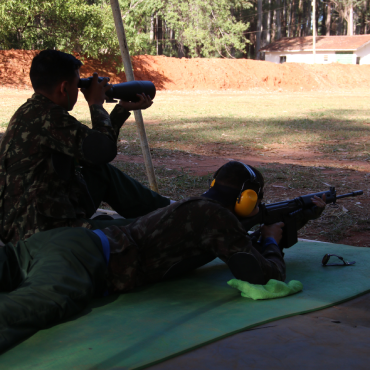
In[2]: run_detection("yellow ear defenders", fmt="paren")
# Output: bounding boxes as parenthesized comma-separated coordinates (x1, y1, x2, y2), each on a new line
(210, 163, 260, 217)
(234, 187, 258, 217)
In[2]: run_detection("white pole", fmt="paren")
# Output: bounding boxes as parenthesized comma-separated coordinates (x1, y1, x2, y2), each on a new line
(110, 0, 159, 192)
(312, 0, 316, 64)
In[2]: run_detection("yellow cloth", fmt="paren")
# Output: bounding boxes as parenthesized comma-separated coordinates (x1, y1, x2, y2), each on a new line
(228, 279, 303, 300)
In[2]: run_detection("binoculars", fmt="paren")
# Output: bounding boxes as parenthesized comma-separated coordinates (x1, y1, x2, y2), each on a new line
(78, 77, 156, 103)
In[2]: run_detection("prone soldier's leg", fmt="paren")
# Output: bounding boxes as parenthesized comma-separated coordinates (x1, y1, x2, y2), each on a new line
(81, 163, 170, 218)
(160, 244, 285, 285)
(227, 244, 286, 285)
(0, 227, 106, 352)
(143, 238, 284, 287)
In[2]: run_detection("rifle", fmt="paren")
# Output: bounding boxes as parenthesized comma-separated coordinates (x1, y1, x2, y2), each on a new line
(78, 77, 156, 103)
(242, 187, 363, 249)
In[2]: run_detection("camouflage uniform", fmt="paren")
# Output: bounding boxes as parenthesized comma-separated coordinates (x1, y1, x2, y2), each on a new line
(0, 93, 168, 245)
(101, 197, 286, 294)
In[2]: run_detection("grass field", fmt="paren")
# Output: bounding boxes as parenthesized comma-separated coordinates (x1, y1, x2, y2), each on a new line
(1, 88, 369, 246)
(89, 90, 370, 159)
(3, 89, 370, 156)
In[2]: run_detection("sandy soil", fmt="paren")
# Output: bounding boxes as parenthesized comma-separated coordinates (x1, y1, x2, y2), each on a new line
(2, 49, 370, 92)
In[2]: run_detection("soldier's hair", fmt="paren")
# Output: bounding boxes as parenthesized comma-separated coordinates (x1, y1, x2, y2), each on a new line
(30, 50, 82, 93)
(215, 161, 264, 196)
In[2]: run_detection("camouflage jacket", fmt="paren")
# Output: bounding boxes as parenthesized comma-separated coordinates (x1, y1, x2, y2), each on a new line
(102, 197, 286, 293)
(0, 93, 130, 244)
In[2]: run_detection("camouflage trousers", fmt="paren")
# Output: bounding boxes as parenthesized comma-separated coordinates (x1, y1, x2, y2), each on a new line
(103, 226, 286, 294)
(1, 224, 285, 296)
(82, 163, 170, 219)
(4, 163, 170, 245)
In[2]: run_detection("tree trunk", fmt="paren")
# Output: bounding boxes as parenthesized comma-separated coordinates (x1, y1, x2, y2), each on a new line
(301, 0, 307, 36)
(337, 10, 343, 35)
(348, 3, 354, 35)
(360, 2, 366, 34)
(150, 14, 154, 41)
(266, 0, 271, 45)
(292, 0, 298, 37)
(276, 0, 282, 39)
(307, 0, 312, 35)
(256, 0, 262, 59)
(178, 42, 184, 58)
(326, 2, 331, 36)
(262, 2, 267, 46)
(169, 29, 176, 56)
(289, 0, 294, 36)
(156, 15, 163, 55)
(271, 2, 276, 41)
(315, 0, 319, 36)
(321, 1, 327, 35)
(249, 29, 256, 58)
(298, 0, 303, 36)
(354, 8, 359, 34)
(282, 0, 288, 37)
(246, 2, 257, 58)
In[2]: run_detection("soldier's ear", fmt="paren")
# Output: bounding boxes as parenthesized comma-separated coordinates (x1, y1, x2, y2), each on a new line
(60, 81, 68, 95)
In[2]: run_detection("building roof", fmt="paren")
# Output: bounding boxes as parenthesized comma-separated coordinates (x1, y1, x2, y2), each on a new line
(260, 35, 370, 52)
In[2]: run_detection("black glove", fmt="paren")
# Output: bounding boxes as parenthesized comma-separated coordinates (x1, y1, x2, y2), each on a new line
(295, 205, 324, 231)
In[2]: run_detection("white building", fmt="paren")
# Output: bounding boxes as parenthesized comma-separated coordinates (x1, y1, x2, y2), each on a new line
(260, 35, 370, 65)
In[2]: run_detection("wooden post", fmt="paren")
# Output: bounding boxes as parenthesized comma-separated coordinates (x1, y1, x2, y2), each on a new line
(110, 0, 159, 192)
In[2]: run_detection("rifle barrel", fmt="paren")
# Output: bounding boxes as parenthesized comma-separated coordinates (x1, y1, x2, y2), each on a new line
(336, 190, 363, 200)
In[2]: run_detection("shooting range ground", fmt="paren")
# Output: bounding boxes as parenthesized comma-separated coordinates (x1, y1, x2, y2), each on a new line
(1, 50, 370, 248)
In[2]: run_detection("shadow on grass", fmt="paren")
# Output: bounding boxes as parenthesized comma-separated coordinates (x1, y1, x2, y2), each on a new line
(115, 109, 370, 156)
(113, 161, 211, 200)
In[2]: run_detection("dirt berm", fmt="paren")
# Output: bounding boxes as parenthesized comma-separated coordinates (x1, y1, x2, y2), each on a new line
(1, 49, 370, 91)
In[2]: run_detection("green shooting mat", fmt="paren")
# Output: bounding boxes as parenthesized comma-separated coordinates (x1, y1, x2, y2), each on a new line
(1, 241, 370, 370)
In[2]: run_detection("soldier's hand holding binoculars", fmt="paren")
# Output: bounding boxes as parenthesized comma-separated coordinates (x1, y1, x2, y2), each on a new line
(81, 73, 111, 107)
(119, 93, 153, 111)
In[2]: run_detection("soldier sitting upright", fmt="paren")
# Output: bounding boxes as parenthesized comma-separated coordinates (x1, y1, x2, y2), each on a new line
(0, 49, 171, 245)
